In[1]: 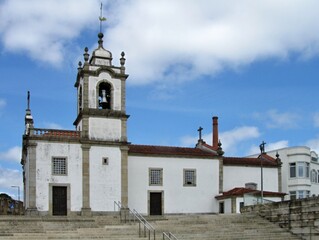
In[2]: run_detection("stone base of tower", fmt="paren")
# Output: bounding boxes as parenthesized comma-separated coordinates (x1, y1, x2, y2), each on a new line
(81, 207, 92, 217)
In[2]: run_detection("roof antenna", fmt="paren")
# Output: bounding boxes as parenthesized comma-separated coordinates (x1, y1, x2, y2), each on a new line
(99, 2, 107, 33)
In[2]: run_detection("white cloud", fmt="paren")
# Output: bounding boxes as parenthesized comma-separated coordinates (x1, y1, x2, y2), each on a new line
(1, 1, 319, 84)
(219, 126, 260, 154)
(0, 99, 6, 108)
(253, 109, 300, 129)
(247, 140, 289, 156)
(180, 126, 260, 155)
(44, 122, 63, 129)
(313, 113, 319, 128)
(180, 135, 199, 147)
(306, 136, 319, 153)
(0, 165, 23, 199)
(105, 0, 319, 85)
(0, 146, 22, 163)
(0, 0, 100, 65)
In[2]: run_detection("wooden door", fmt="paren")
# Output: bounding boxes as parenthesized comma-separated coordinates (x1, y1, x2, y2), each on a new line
(52, 186, 67, 216)
(150, 192, 162, 215)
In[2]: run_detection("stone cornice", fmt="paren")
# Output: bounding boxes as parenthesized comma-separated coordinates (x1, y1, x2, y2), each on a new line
(73, 108, 129, 126)
(75, 66, 129, 87)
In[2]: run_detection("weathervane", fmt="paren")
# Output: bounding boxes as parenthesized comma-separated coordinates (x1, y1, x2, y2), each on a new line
(99, 2, 107, 33)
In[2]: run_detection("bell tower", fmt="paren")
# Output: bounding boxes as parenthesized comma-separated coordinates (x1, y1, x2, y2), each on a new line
(74, 33, 129, 142)
(74, 32, 130, 215)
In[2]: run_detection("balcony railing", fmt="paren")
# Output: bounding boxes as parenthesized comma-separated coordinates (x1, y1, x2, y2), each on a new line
(30, 128, 80, 138)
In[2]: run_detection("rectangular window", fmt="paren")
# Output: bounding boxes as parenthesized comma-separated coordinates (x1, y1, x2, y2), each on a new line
(149, 168, 163, 186)
(298, 190, 304, 199)
(184, 169, 196, 186)
(52, 157, 67, 175)
(298, 162, 304, 177)
(289, 163, 296, 178)
(306, 163, 310, 178)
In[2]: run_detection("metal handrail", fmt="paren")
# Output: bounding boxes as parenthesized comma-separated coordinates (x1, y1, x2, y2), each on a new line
(113, 201, 155, 240)
(163, 232, 178, 240)
(114, 200, 121, 211)
(132, 209, 155, 240)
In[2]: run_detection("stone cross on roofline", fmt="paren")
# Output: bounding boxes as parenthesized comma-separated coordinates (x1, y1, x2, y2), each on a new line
(198, 126, 203, 141)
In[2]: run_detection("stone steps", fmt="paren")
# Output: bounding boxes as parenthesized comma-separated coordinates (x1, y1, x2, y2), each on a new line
(0, 213, 302, 240)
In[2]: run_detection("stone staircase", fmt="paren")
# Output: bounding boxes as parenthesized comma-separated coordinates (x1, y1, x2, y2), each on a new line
(153, 213, 302, 240)
(0, 213, 301, 239)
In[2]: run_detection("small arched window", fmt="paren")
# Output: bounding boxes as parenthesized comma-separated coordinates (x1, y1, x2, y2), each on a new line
(78, 86, 83, 111)
(98, 82, 111, 109)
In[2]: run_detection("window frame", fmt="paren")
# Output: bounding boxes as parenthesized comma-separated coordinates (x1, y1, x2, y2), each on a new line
(289, 163, 296, 178)
(52, 157, 67, 176)
(311, 169, 317, 183)
(183, 169, 197, 187)
(149, 168, 163, 186)
(289, 162, 310, 179)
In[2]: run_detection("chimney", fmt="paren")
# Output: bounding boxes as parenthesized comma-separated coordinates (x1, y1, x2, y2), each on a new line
(212, 116, 218, 150)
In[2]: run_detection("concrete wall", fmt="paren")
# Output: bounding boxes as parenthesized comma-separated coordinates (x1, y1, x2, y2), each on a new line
(128, 156, 220, 214)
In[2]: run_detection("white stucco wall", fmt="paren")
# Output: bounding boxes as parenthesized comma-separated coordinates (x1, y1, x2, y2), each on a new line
(223, 166, 278, 193)
(35, 142, 82, 212)
(89, 146, 121, 212)
(128, 156, 220, 214)
(89, 118, 121, 141)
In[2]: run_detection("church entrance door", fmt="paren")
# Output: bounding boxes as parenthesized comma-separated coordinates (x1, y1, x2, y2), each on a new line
(52, 186, 67, 216)
(150, 192, 162, 215)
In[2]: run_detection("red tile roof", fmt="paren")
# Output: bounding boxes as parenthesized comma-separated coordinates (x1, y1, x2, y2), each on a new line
(128, 144, 216, 158)
(215, 187, 286, 200)
(223, 154, 278, 167)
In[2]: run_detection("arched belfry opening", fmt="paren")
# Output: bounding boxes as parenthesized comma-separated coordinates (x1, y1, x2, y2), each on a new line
(98, 82, 112, 109)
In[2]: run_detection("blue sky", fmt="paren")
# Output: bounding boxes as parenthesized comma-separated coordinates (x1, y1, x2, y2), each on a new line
(1, 0, 319, 199)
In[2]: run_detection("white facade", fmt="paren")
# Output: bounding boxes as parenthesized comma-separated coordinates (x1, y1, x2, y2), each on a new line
(249, 146, 319, 200)
(128, 155, 220, 214)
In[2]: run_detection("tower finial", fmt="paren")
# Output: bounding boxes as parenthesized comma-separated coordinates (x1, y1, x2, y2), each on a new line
(27, 91, 30, 110)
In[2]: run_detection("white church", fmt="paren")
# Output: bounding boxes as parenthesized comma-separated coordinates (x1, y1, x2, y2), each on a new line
(21, 32, 284, 216)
